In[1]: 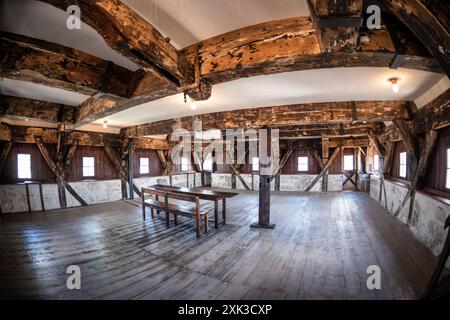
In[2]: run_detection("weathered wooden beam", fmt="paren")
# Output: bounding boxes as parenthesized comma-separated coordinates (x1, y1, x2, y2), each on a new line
(392, 119, 419, 159)
(122, 101, 411, 137)
(73, 14, 441, 125)
(0, 141, 12, 175)
(1, 95, 76, 124)
(35, 135, 87, 207)
(304, 146, 341, 192)
(384, 0, 450, 76)
(307, 0, 363, 52)
(393, 129, 438, 218)
(270, 145, 294, 183)
(0, 123, 12, 142)
(40, 0, 185, 86)
(416, 88, 450, 131)
(0, 31, 134, 96)
(368, 130, 386, 159)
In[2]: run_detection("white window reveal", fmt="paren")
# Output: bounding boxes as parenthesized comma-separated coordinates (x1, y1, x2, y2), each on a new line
(399, 152, 407, 178)
(17, 153, 31, 179)
(82, 156, 95, 177)
(181, 157, 189, 172)
(373, 154, 379, 172)
(252, 157, 259, 172)
(446, 148, 450, 189)
(203, 154, 213, 171)
(298, 156, 308, 172)
(139, 157, 149, 174)
(343, 155, 354, 171)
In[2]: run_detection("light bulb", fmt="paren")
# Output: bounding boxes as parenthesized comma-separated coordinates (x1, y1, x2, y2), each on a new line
(391, 78, 399, 93)
(190, 101, 197, 110)
(103, 121, 108, 128)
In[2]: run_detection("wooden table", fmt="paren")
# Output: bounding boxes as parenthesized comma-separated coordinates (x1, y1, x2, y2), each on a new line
(148, 184, 238, 228)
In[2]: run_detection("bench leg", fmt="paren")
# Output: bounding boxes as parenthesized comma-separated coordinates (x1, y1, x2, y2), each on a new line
(204, 214, 208, 233)
(142, 205, 146, 221)
(165, 211, 170, 228)
(150, 208, 154, 218)
(222, 198, 226, 225)
(196, 216, 200, 238)
(174, 215, 178, 225)
(214, 200, 219, 229)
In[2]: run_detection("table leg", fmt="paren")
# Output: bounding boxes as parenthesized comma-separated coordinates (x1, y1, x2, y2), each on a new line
(222, 198, 226, 225)
(214, 200, 219, 229)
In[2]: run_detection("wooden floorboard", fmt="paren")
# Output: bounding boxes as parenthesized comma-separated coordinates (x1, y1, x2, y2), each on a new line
(0, 190, 436, 300)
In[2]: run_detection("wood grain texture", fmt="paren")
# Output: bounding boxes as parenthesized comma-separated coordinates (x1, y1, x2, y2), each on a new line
(0, 190, 435, 299)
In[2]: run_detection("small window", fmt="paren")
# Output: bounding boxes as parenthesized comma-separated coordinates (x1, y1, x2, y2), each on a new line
(203, 155, 213, 171)
(252, 157, 259, 172)
(298, 156, 308, 172)
(139, 157, 149, 174)
(446, 148, 450, 189)
(343, 155, 354, 171)
(82, 157, 95, 177)
(399, 152, 407, 178)
(181, 157, 189, 172)
(373, 154, 379, 172)
(17, 153, 31, 179)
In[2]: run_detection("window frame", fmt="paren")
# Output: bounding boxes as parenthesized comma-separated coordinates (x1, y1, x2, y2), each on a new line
(82, 156, 95, 178)
(17, 153, 32, 180)
(139, 157, 150, 175)
(297, 156, 308, 172)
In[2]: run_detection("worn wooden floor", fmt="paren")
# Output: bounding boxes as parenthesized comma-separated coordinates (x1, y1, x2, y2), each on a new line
(0, 190, 436, 300)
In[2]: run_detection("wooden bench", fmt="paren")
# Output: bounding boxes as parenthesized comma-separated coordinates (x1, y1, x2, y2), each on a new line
(141, 187, 208, 238)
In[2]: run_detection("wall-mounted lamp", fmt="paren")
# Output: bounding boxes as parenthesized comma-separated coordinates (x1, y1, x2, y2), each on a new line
(389, 77, 400, 93)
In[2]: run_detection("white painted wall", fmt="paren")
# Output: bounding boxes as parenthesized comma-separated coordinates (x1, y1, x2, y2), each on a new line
(370, 177, 450, 257)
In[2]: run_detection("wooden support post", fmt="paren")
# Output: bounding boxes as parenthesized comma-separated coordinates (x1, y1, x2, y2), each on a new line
(0, 141, 12, 174)
(35, 135, 87, 207)
(128, 139, 135, 200)
(251, 127, 275, 229)
(311, 148, 325, 191)
(322, 138, 329, 191)
(393, 129, 438, 220)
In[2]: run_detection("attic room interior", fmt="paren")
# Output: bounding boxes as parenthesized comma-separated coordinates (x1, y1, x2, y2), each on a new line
(0, 0, 449, 303)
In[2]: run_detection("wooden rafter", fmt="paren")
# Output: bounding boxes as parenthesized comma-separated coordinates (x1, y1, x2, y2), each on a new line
(0, 31, 134, 97)
(384, 0, 450, 76)
(0, 141, 12, 175)
(122, 101, 411, 137)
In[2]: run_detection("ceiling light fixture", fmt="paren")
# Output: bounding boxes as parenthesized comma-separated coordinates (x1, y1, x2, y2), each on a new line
(389, 77, 400, 93)
(103, 120, 108, 129)
(184, 92, 198, 110)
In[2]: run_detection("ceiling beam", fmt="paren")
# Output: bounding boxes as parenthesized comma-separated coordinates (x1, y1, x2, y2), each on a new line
(307, 0, 363, 52)
(121, 100, 412, 137)
(0, 95, 76, 124)
(383, 0, 450, 76)
(61, 14, 440, 127)
(39, 0, 186, 86)
(0, 31, 135, 97)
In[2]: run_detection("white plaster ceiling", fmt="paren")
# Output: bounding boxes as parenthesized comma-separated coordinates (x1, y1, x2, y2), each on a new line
(121, 0, 310, 48)
(0, 79, 90, 106)
(85, 67, 447, 129)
